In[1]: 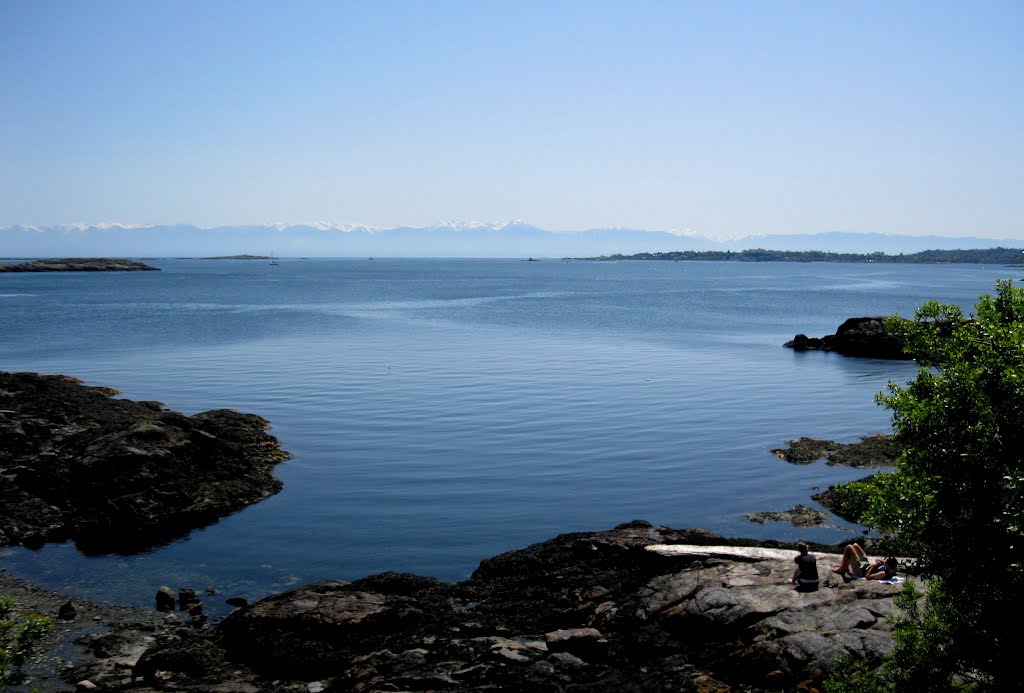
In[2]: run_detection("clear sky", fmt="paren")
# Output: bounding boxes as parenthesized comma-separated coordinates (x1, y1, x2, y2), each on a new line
(1, 1, 1021, 239)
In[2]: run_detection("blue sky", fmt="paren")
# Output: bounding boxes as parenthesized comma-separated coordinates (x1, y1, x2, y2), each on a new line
(1, 1, 1021, 239)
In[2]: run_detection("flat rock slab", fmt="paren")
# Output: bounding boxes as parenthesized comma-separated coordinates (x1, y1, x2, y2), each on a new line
(646, 543, 845, 562)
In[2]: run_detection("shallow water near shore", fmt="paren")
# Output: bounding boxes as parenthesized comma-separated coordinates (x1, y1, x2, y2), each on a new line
(0, 258, 1017, 613)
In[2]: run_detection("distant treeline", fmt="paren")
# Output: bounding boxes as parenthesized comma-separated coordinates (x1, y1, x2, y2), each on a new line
(593, 247, 1024, 264)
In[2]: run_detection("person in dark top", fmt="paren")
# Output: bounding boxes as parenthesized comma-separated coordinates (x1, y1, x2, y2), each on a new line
(789, 541, 819, 591)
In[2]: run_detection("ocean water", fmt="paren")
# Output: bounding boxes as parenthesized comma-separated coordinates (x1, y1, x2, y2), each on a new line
(0, 258, 1018, 612)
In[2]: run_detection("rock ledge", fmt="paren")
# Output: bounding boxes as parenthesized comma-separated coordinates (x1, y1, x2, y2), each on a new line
(0, 371, 289, 552)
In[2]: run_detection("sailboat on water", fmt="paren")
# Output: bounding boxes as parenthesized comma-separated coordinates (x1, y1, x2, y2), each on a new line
(269, 251, 279, 266)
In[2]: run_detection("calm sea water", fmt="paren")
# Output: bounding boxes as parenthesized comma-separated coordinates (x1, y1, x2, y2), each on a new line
(0, 258, 1018, 612)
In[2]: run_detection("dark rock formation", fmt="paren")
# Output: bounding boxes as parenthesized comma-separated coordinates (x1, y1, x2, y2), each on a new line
(71, 522, 910, 692)
(58, 600, 78, 621)
(156, 587, 176, 612)
(785, 316, 909, 359)
(746, 504, 832, 527)
(0, 371, 289, 553)
(772, 434, 899, 468)
(0, 258, 159, 272)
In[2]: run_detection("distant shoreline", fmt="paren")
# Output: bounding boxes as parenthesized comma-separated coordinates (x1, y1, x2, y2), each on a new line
(202, 254, 272, 260)
(586, 247, 1024, 264)
(2, 249, 1022, 265)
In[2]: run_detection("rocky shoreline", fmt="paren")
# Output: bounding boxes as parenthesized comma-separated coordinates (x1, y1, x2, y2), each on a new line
(3, 523, 910, 692)
(1, 370, 909, 691)
(0, 568, 169, 693)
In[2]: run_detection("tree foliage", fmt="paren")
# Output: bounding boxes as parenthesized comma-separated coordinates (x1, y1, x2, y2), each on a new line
(839, 279, 1024, 689)
(596, 247, 1024, 264)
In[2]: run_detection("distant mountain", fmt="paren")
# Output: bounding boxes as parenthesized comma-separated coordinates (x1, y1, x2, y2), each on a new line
(1, 223, 1020, 258)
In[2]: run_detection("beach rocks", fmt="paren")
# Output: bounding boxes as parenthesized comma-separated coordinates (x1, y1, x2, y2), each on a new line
(216, 576, 455, 679)
(785, 316, 909, 359)
(0, 371, 290, 553)
(58, 600, 78, 621)
(89, 522, 910, 691)
(155, 587, 176, 612)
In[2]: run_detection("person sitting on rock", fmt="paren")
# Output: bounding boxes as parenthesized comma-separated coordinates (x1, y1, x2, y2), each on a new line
(833, 543, 897, 580)
(788, 541, 819, 591)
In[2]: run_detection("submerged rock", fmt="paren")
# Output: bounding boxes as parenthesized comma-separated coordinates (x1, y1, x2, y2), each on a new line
(0, 371, 289, 553)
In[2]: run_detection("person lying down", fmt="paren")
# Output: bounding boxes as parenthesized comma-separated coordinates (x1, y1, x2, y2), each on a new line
(833, 542, 897, 580)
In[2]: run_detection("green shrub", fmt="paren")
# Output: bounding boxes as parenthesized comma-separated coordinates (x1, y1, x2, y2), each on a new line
(0, 595, 54, 687)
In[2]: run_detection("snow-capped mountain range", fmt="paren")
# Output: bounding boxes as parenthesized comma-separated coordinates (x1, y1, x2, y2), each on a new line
(1, 222, 1020, 258)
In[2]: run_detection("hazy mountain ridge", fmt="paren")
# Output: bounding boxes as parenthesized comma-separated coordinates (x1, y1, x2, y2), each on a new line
(1, 223, 1019, 258)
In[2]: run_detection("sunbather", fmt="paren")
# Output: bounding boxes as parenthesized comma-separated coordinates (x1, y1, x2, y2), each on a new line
(833, 543, 897, 580)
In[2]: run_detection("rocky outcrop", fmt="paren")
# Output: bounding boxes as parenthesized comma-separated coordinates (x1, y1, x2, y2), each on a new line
(743, 435, 899, 528)
(785, 316, 908, 359)
(0, 371, 289, 552)
(772, 434, 899, 468)
(71, 522, 910, 692)
(0, 258, 159, 272)
(746, 504, 833, 526)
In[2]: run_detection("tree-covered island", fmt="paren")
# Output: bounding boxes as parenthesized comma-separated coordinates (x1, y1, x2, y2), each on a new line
(590, 247, 1024, 264)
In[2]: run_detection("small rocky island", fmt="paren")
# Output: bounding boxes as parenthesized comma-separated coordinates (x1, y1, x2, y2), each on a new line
(0, 258, 159, 272)
(785, 316, 909, 359)
(202, 254, 271, 260)
(0, 371, 289, 552)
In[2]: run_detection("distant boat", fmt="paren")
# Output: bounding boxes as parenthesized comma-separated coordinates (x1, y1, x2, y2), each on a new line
(527, 257, 539, 262)
(269, 251, 279, 266)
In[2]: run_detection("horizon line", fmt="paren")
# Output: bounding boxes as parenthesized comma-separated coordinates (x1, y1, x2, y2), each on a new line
(3, 222, 1023, 243)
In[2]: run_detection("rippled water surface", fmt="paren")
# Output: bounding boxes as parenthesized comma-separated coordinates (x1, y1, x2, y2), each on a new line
(0, 258, 1016, 610)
